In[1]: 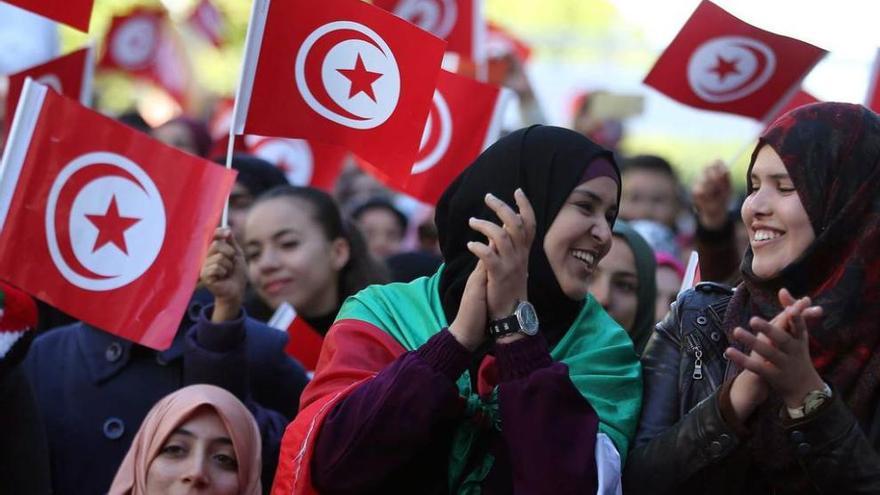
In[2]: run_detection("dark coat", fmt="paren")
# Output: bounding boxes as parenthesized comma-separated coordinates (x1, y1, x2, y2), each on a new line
(624, 283, 880, 494)
(0, 332, 51, 495)
(24, 300, 309, 495)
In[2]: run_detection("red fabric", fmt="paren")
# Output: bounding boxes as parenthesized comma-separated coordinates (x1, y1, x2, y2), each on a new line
(243, 136, 348, 191)
(373, 0, 482, 61)
(187, 0, 225, 47)
(0, 86, 235, 350)
(99, 8, 192, 107)
(763, 89, 820, 129)
(283, 317, 325, 371)
(5, 47, 91, 137)
(240, 0, 445, 185)
(0, 282, 38, 332)
(866, 49, 880, 113)
(400, 70, 506, 205)
(99, 9, 165, 76)
(4, 0, 94, 31)
(644, 0, 826, 120)
(271, 319, 406, 494)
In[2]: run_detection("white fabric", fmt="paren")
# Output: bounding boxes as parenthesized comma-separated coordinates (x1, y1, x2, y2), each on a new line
(595, 432, 622, 495)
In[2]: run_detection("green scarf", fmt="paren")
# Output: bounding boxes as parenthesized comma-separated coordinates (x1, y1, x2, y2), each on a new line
(336, 267, 642, 493)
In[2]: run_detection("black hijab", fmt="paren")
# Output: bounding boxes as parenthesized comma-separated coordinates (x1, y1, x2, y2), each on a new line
(436, 126, 619, 346)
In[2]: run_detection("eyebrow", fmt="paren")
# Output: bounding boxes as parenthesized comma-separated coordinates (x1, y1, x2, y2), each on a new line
(271, 228, 299, 241)
(571, 189, 616, 207)
(171, 428, 233, 445)
(245, 228, 300, 248)
(750, 173, 791, 181)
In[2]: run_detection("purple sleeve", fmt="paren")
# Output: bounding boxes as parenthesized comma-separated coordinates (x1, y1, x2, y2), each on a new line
(496, 336, 600, 495)
(311, 329, 471, 493)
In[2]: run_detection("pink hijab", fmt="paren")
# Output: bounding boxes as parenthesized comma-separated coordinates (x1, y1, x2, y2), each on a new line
(108, 385, 262, 494)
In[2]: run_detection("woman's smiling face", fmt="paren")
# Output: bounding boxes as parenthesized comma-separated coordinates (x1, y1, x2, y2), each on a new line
(543, 176, 618, 301)
(741, 146, 815, 279)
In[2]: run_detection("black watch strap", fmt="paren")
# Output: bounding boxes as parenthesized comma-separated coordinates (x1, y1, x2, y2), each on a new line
(488, 314, 520, 338)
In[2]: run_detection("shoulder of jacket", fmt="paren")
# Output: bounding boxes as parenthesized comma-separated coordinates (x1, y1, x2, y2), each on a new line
(694, 281, 734, 295)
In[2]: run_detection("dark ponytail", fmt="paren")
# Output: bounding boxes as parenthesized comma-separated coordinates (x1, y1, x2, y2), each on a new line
(254, 186, 388, 302)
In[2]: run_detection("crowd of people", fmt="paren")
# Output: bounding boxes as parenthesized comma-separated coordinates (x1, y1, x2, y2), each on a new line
(1, 75, 879, 493)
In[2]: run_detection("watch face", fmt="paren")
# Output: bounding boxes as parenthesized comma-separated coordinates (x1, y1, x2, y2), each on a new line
(517, 302, 539, 336)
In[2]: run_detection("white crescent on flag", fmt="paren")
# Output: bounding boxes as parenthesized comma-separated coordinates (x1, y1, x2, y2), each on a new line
(45, 152, 166, 291)
(294, 21, 401, 129)
(687, 36, 776, 103)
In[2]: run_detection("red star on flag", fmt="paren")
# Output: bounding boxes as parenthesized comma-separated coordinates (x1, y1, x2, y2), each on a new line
(337, 53, 383, 101)
(709, 55, 741, 82)
(85, 196, 141, 254)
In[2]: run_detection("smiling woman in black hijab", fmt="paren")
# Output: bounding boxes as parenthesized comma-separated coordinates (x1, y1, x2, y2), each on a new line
(271, 126, 642, 494)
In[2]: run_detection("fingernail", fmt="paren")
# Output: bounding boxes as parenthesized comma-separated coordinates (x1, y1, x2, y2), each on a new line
(485, 193, 496, 201)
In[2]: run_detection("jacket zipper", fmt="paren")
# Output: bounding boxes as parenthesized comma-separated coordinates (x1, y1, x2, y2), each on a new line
(687, 334, 704, 380)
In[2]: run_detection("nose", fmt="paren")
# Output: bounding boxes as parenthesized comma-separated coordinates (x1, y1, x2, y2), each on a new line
(590, 217, 613, 247)
(181, 456, 210, 487)
(257, 246, 281, 274)
(745, 187, 772, 218)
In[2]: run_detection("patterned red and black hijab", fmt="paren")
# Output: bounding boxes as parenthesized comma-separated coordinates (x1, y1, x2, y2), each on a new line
(728, 102, 880, 420)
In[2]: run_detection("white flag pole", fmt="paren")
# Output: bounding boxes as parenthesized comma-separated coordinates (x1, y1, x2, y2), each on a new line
(678, 250, 700, 296)
(222, 0, 270, 227)
(81, 41, 97, 107)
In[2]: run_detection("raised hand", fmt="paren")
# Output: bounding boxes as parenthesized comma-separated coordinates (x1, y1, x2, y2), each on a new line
(726, 288, 825, 419)
(466, 189, 537, 321)
(448, 261, 489, 351)
(200, 227, 248, 323)
(691, 160, 732, 230)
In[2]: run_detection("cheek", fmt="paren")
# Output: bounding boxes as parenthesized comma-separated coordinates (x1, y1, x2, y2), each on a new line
(211, 470, 241, 494)
(145, 458, 176, 488)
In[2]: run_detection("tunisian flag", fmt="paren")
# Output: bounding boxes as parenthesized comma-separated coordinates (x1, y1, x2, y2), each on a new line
(267, 302, 324, 371)
(243, 136, 348, 191)
(3, 0, 94, 31)
(402, 70, 509, 204)
(372, 0, 485, 62)
(643, 0, 826, 120)
(98, 8, 192, 107)
(233, 0, 446, 185)
(0, 80, 236, 350)
(5, 45, 94, 136)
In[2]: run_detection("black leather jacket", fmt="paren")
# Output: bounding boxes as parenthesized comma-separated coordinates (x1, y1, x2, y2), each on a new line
(623, 283, 880, 495)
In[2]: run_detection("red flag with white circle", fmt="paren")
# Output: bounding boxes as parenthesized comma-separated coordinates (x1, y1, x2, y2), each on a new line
(243, 136, 348, 191)
(372, 0, 485, 62)
(0, 80, 236, 350)
(643, 0, 826, 120)
(402, 70, 509, 204)
(233, 0, 446, 185)
(5, 45, 94, 137)
(98, 8, 192, 107)
(3, 0, 94, 31)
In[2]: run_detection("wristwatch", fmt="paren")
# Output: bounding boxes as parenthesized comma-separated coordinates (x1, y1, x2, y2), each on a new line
(487, 300, 539, 338)
(787, 382, 832, 419)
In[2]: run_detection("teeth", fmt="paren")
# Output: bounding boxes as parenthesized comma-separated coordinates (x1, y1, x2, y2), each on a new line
(754, 229, 782, 242)
(572, 250, 595, 266)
